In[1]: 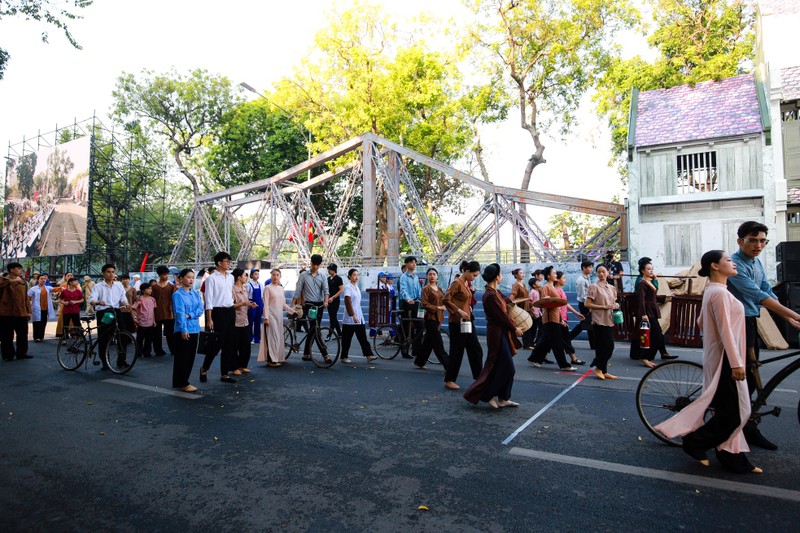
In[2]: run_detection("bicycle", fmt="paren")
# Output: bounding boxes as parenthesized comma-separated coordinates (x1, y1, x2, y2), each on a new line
(56, 310, 140, 375)
(283, 310, 341, 368)
(371, 309, 450, 363)
(636, 349, 800, 446)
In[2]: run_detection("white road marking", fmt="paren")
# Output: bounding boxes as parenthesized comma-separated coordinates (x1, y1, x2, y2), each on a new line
(103, 379, 201, 399)
(502, 370, 592, 445)
(509, 447, 800, 502)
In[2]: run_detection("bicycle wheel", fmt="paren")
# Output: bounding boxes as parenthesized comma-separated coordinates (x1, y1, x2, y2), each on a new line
(372, 327, 400, 359)
(428, 328, 449, 365)
(284, 325, 296, 359)
(310, 326, 339, 368)
(105, 331, 138, 375)
(636, 360, 704, 446)
(56, 328, 88, 371)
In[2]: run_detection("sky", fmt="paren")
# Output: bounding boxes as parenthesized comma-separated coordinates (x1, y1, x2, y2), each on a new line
(0, 0, 635, 232)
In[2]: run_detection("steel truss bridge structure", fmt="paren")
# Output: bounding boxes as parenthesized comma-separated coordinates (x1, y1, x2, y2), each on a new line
(169, 133, 626, 267)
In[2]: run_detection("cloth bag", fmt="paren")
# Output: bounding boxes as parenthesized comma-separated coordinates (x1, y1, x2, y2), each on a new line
(197, 331, 221, 355)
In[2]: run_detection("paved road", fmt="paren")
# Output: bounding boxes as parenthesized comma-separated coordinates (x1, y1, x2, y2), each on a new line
(38, 200, 87, 256)
(1, 328, 798, 532)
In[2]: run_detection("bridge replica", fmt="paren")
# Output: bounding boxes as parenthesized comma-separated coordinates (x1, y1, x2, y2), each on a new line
(168, 133, 625, 267)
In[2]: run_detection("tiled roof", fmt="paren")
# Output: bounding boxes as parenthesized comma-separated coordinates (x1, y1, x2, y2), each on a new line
(634, 75, 763, 147)
(759, 0, 800, 16)
(788, 187, 800, 205)
(782, 66, 800, 101)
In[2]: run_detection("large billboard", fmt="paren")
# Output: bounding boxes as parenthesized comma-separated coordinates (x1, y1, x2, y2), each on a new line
(2, 136, 90, 259)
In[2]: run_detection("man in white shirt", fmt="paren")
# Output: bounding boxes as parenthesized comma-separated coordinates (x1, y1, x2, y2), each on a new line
(89, 263, 131, 370)
(199, 251, 237, 383)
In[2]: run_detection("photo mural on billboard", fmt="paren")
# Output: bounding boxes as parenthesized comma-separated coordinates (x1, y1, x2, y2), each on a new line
(2, 136, 91, 258)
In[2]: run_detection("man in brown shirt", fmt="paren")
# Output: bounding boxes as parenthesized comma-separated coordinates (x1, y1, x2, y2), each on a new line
(0, 262, 33, 361)
(151, 265, 178, 356)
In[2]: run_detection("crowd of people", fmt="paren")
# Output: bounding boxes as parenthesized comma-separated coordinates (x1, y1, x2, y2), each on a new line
(1, 199, 56, 258)
(2, 221, 799, 475)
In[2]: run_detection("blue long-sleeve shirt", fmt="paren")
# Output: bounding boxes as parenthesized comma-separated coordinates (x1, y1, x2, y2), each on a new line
(172, 287, 204, 334)
(399, 271, 421, 302)
(727, 249, 777, 318)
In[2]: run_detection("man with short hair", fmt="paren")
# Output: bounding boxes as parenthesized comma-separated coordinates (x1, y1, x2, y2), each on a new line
(199, 252, 237, 383)
(398, 256, 422, 359)
(151, 265, 178, 356)
(326, 264, 343, 339)
(569, 260, 596, 349)
(291, 254, 331, 362)
(0, 262, 32, 360)
(727, 221, 800, 450)
(89, 264, 131, 369)
(132, 275, 142, 291)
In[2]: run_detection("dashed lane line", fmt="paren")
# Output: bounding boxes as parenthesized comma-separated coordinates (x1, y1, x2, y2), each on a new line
(509, 447, 800, 503)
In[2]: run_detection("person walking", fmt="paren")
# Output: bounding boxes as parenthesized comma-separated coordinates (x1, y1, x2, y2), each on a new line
(172, 268, 204, 393)
(132, 283, 158, 358)
(655, 250, 762, 474)
(89, 264, 131, 370)
(629, 258, 675, 368)
(0, 262, 32, 360)
(232, 268, 257, 375)
(291, 254, 331, 364)
(257, 269, 296, 367)
(326, 264, 344, 339)
(246, 269, 264, 344)
(464, 263, 522, 409)
(528, 266, 575, 371)
(569, 260, 595, 349)
(199, 252, 237, 383)
(28, 273, 55, 342)
(413, 268, 448, 369)
(584, 264, 619, 380)
(726, 221, 800, 451)
(442, 261, 484, 390)
(555, 271, 586, 366)
(339, 269, 377, 364)
(398, 256, 423, 359)
(151, 265, 178, 356)
(511, 268, 536, 350)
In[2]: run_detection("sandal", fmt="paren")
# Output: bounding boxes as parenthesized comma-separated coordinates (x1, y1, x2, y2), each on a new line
(571, 359, 585, 365)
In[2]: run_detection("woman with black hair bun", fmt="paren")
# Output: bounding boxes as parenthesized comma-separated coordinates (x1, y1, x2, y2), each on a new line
(629, 258, 676, 367)
(464, 263, 522, 408)
(655, 250, 761, 474)
(442, 261, 484, 389)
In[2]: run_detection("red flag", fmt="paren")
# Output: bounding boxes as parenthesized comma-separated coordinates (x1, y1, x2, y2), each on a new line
(139, 252, 149, 272)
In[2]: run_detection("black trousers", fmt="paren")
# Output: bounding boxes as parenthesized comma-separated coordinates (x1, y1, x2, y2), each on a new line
(96, 309, 132, 369)
(62, 313, 81, 335)
(528, 321, 570, 368)
(569, 302, 594, 348)
(744, 316, 760, 396)
(155, 318, 176, 355)
(413, 318, 446, 367)
(445, 324, 483, 382)
(172, 332, 198, 388)
(302, 302, 327, 356)
(234, 325, 251, 369)
(521, 315, 537, 348)
(683, 356, 743, 452)
(327, 299, 342, 336)
(398, 300, 423, 356)
(341, 323, 373, 359)
(591, 325, 615, 373)
(629, 315, 666, 361)
(32, 310, 48, 340)
(137, 325, 157, 356)
(0, 315, 28, 360)
(202, 307, 235, 375)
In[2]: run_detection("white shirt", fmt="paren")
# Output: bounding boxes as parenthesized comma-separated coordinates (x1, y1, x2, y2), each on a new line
(341, 283, 364, 325)
(204, 270, 234, 310)
(246, 280, 262, 300)
(576, 273, 591, 303)
(90, 281, 128, 311)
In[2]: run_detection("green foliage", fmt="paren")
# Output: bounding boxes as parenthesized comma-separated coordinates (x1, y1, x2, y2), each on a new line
(45, 147, 74, 197)
(205, 99, 308, 190)
(546, 211, 614, 249)
(111, 68, 243, 195)
(0, 0, 92, 80)
(15, 152, 36, 198)
(595, 0, 755, 172)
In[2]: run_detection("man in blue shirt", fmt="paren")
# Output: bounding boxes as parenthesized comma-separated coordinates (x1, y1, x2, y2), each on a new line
(727, 221, 800, 450)
(398, 256, 423, 359)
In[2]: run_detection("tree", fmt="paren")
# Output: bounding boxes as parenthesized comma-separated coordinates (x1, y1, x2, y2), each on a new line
(111, 69, 243, 197)
(465, 0, 638, 260)
(595, 0, 755, 174)
(45, 147, 74, 198)
(205, 99, 308, 190)
(0, 0, 92, 81)
(546, 211, 613, 250)
(270, 1, 484, 258)
(15, 152, 36, 198)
